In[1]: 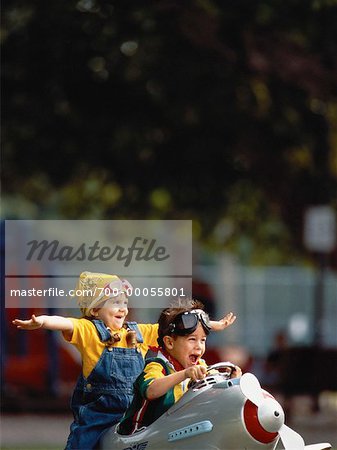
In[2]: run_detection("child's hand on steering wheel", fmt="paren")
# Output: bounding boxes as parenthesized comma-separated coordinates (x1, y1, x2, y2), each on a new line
(185, 365, 207, 381)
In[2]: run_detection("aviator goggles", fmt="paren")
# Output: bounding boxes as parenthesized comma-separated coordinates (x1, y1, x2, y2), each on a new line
(168, 309, 211, 336)
(101, 278, 133, 299)
(85, 278, 133, 313)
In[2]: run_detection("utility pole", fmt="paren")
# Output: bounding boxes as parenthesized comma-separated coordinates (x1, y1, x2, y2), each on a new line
(304, 205, 336, 347)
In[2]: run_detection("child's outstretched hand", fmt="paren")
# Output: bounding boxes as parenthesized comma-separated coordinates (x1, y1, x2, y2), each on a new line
(12, 314, 43, 330)
(185, 365, 207, 381)
(210, 312, 236, 331)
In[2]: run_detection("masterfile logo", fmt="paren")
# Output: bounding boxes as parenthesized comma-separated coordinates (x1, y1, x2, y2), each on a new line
(5, 220, 192, 309)
(25, 237, 170, 267)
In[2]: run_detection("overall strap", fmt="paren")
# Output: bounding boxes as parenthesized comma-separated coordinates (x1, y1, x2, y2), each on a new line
(125, 321, 144, 343)
(90, 319, 112, 342)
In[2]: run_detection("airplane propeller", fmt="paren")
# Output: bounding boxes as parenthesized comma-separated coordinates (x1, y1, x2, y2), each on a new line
(239, 373, 264, 407)
(278, 424, 305, 450)
(240, 373, 305, 450)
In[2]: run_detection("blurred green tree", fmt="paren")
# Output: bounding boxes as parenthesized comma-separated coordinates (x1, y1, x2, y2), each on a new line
(2, 0, 337, 264)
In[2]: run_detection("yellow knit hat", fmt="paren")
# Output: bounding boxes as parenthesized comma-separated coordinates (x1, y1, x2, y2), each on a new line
(75, 271, 132, 317)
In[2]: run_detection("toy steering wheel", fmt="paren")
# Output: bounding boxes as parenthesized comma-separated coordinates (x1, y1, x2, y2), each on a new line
(206, 361, 237, 378)
(187, 361, 237, 389)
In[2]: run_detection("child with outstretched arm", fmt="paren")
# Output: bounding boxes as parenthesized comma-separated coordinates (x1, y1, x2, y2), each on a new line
(117, 298, 241, 435)
(13, 272, 237, 450)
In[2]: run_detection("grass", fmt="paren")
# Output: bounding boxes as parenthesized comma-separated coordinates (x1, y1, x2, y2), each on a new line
(1, 444, 61, 450)
(1, 447, 61, 450)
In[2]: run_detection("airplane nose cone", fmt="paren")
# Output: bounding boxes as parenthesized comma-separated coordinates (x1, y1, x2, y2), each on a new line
(257, 398, 285, 433)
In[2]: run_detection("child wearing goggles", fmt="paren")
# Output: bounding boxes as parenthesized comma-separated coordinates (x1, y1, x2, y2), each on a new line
(13, 273, 237, 449)
(118, 299, 241, 435)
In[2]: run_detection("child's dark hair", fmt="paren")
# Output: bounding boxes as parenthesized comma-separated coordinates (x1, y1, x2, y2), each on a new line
(157, 298, 205, 348)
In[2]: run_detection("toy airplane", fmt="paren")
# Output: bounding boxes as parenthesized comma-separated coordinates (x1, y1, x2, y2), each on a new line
(102, 362, 332, 450)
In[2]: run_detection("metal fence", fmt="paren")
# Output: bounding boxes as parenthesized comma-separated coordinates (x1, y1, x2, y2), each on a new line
(194, 255, 337, 357)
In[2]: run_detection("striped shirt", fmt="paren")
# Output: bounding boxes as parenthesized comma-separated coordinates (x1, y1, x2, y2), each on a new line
(118, 351, 206, 435)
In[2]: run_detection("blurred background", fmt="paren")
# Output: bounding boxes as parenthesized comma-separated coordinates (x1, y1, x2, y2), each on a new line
(1, 0, 337, 448)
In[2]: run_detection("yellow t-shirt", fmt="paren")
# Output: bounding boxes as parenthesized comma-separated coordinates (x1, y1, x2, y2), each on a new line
(64, 318, 159, 378)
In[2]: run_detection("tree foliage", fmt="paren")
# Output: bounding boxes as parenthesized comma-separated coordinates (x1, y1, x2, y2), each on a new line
(2, 0, 337, 264)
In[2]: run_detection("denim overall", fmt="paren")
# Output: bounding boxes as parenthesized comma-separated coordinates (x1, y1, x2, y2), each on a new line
(65, 320, 144, 450)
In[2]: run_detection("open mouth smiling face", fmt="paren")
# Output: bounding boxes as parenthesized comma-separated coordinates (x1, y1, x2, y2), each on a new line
(169, 323, 207, 369)
(95, 294, 129, 330)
